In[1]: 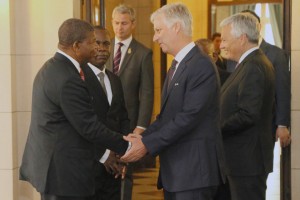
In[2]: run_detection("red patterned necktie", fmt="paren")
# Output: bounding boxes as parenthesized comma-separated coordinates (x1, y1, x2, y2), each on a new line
(167, 59, 178, 89)
(113, 42, 124, 74)
(79, 68, 85, 81)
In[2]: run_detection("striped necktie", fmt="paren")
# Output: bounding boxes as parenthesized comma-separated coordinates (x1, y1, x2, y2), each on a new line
(113, 42, 124, 74)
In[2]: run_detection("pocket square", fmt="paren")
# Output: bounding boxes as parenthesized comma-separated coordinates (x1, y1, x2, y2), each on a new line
(175, 83, 179, 86)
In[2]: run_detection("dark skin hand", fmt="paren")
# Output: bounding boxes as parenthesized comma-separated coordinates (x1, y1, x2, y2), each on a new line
(103, 151, 128, 179)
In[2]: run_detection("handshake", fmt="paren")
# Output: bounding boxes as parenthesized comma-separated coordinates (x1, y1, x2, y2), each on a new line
(104, 133, 148, 179)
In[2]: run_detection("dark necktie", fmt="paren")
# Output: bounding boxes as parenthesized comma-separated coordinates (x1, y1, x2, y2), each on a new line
(98, 72, 107, 96)
(167, 59, 178, 89)
(113, 42, 124, 74)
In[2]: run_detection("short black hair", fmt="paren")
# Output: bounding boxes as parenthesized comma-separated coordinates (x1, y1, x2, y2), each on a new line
(241, 10, 260, 23)
(58, 18, 94, 47)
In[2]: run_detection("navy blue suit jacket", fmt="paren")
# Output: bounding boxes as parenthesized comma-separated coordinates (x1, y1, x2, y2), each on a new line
(142, 46, 226, 192)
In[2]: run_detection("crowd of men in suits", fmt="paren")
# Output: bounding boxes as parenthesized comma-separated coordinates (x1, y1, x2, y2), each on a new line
(19, 2, 290, 200)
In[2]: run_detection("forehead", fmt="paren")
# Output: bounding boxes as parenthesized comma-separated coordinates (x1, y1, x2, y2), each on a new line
(95, 30, 110, 40)
(113, 13, 132, 21)
(221, 25, 232, 38)
(153, 14, 166, 27)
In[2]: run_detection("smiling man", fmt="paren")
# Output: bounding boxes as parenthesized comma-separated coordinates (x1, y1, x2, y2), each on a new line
(218, 13, 276, 200)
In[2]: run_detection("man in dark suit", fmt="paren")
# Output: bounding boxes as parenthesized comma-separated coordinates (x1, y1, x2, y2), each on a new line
(242, 10, 291, 148)
(106, 4, 154, 200)
(219, 13, 275, 200)
(121, 3, 226, 200)
(81, 26, 130, 200)
(19, 19, 132, 200)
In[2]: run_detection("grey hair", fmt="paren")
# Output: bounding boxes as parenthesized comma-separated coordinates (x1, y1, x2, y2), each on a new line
(220, 13, 260, 44)
(150, 3, 192, 37)
(112, 4, 136, 22)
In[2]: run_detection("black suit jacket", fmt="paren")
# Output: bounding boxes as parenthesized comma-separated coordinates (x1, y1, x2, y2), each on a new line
(260, 39, 291, 128)
(142, 46, 226, 192)
(81, 65, 130, 197)
(221, 49, 275, 176)
(226, 40, 291, 129)
(19, 53, 128, 196)
(106, 38, 154, 130)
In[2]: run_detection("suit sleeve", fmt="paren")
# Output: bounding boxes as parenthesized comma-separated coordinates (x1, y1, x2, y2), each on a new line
(222, 63, 266, 134)
(137, 50, 154, 128)
(59, 76, 129, 156)
(272, 50, 291, 126)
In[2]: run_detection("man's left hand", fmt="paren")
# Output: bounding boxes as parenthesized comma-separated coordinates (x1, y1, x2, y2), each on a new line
(276, 126, 291, 148)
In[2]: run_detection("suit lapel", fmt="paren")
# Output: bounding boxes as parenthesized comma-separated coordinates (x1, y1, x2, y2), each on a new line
(81, 65, 110, 106)
(160, 46, 197, 111)
(221, 49, 261, 93)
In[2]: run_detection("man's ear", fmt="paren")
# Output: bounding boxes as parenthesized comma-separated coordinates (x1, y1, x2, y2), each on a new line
(72, 41, 81, 54)
(174, 22, 181, 34)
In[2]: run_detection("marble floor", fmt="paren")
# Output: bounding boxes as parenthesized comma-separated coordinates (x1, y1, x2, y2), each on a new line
(132, 142, 281, 200)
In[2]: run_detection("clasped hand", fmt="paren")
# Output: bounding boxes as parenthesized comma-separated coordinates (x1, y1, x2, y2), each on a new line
(121, 133, 147, 163)
(103, 151, 127, 179)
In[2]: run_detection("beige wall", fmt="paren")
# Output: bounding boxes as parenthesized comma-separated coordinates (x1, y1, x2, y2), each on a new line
(291, 0, 300, 199)
(0, 0, 80, 199)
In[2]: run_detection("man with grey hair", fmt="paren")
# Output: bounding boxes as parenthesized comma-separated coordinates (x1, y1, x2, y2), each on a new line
(106, 4, 154, 200)
(218, 13, 275, 200)
(121, 3, 226, 200)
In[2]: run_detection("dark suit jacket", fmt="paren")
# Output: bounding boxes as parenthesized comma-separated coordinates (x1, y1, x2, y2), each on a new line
(260, 39, 291, 128)
(226, 40, 291, 129)
(81, 64, 130, 162)
(81, 65, 130, 198)
(106, 38, 154, 130)
(142, 46, 226, 192)
(19, 53, 128, 196)
(220, 49, 275, 176)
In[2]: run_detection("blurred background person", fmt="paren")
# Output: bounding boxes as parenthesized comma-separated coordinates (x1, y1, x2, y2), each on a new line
(106, 4, 154, 200)
(195, 38, 230, 85)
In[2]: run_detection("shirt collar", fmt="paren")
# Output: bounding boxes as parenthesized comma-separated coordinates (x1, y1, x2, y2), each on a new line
(115, 36, 132, 48)
(87, 63, 106, 75)
(174, 42, 196, 64)
(57, 49, 81, 73)
(238, 46, 259, 64)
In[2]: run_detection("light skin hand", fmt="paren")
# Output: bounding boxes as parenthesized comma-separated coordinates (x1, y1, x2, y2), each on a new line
(276, 127, 291, 148)
(133, 127, 145, 135)
(121, 135, 147, 162)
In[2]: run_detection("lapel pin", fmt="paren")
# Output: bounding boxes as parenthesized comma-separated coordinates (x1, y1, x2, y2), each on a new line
(128, 48, 131, 54)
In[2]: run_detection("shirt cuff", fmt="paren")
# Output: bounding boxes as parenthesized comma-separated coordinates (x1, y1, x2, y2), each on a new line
(136, 126, 146, 130)
(278, 125, 287, 128)
(99, 149, 110, 163)
(126, 142, 132, 152)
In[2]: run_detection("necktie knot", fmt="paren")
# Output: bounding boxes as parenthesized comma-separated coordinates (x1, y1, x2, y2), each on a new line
(170, 59, 178, 70)
(118, 42, 124, 47)
(98, 72, 105, 80)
